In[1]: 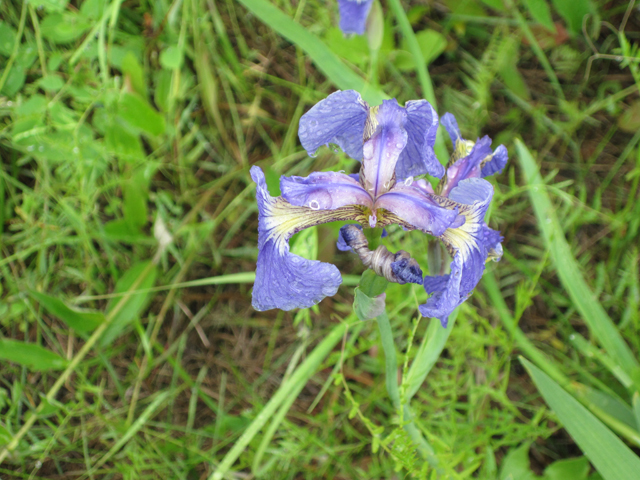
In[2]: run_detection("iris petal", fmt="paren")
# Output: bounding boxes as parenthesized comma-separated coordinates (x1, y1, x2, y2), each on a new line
(396, 100, 443, 179)
(251, 166, 367, 311)
(374, 183, 459, 237)
(337, 0, 374, 35)
(439, 136, 492, 197)
(481, 144, 508, 178)
(361, 99, 408, 197)
(298, 90, 368, 160)
(280, 171, 372, 210)
(440, 112, 508, 180)
(419, 178, 503, 327)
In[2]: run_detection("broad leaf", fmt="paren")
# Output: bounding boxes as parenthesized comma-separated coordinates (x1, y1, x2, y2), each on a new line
(30, 291, 104, 334)
(0, 339, 67, 371)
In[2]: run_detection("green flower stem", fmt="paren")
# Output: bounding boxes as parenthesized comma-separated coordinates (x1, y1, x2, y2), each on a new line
(376, 312, 439, 466)
(0, 2, 27, 94)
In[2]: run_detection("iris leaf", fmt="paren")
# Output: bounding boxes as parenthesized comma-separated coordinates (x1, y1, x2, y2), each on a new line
(516, 140, 639, 383)
(521, 357, 640, 480)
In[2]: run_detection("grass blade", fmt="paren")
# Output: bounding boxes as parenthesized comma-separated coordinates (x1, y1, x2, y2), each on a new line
(210, 321, 351, 480)
(100, 261, 158, 347)
(521, 357, 640, 480)
(235, 0, 386, 105)
(404, 311, 457, 401)
(515, 139, 639, 379)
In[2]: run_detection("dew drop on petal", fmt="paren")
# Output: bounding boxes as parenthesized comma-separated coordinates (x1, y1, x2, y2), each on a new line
(404, 176, 414, 186)
(309, 151, 318, 158)
(309, 200, 320, 210)
(396, 142, 403, 148)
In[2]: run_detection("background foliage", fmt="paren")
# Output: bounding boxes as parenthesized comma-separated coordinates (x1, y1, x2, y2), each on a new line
(1, 0, 640, 478)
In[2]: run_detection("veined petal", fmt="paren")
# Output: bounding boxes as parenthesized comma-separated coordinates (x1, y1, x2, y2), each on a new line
(337, 0, 374, 35)
(298, 90, 368, 160)
(419, 178, 503, 326)
(361, 99, 408, 197)
(251, 166, 367, 311)
(396, 100, 443, 179)
(439, 136, 492, 197)
(280, 171, 373, 210)
(375, 182, 459, 237)
(440, 112, 508, 181)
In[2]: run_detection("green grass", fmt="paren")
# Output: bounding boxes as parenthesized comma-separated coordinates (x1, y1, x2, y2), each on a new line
(1, 0, 640, 478)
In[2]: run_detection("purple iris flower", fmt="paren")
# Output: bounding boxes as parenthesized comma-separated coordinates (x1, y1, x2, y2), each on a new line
(250, 91, 506, 328)
(337, 0, 374, 35)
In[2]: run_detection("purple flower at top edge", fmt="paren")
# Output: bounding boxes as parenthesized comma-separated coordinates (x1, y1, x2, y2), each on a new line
(250, 90, 507, 329)
(337, 0, 374, 35)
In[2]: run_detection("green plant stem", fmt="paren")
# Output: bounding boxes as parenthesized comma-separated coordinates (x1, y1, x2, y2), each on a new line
(376, 313, 439, 466)
(0, 261, 157, 465)
(0, 2, 27, 94)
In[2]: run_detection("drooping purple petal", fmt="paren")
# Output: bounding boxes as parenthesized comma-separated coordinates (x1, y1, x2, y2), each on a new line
(440, 112, 462, 145)
(251, 166, 367, 311)
(375, 182, 459, 237)
(482, 144, 508, 177)
(298, 90, 368, 160)
(419, 178, 502, 327)
(337, 0, 374, 35)
(396, 100, 443, 179)
(361, 99, 408, 197)
(254, 238, 343, 311)
(439, 136, 493, 197)
(281, 171, 373, 210)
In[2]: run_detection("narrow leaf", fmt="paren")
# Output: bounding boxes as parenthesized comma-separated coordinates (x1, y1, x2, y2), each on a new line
(405, 310, 457, 401)
(30, 290, 104, 334)
(522, 357, 640, 480)
(516, 140, 639, 379)
(523, 0, 555, 31)
(0, 338, 67, 371)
